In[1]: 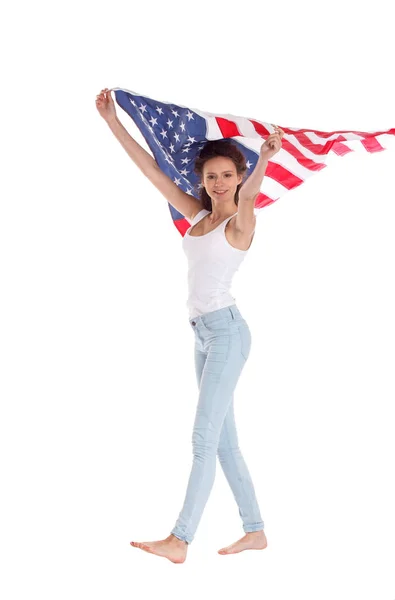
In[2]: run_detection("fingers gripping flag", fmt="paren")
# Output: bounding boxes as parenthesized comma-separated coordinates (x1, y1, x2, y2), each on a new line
(111, 87, 395, 237)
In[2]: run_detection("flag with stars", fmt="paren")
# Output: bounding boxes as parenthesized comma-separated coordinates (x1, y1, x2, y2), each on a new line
(111, 87, 395, 237)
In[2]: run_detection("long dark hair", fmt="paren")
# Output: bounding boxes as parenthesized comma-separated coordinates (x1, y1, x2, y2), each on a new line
(193, 140, 248, 211)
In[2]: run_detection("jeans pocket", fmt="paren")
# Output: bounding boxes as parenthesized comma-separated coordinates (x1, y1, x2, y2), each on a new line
(203, 317, 231, 332)
(238, 322, 252, 361)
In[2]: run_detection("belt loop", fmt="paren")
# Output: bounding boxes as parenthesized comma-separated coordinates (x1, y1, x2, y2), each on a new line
(229, 306, 236, 320)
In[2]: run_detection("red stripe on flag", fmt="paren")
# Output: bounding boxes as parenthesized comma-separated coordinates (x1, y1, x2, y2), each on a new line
(265, 161, 304, 190)
(290, 131, 355, 157)
(281, 138, 327, 172)
(254, 192, 278, 209)
(215, 117, 242, 137)
(331, 140, 354, 156)
(361, 136, 385, 153)
(244, 121, 311, 188)
(249, 120, 271, 136)
(286, 129, 394, 157)
(272, 127, 395, 138)
(297, 128, 395, 138)
(250, 121, 326, 173)
(176, 217, 192, 237)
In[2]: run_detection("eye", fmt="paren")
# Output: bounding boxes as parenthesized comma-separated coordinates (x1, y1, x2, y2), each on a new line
(207, 174, 232, 178)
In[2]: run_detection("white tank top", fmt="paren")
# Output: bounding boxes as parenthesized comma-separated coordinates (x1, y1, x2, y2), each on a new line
(182, 208, 253, 320)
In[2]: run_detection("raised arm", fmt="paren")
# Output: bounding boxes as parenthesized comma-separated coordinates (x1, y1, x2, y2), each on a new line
(96, 88, 203, 222)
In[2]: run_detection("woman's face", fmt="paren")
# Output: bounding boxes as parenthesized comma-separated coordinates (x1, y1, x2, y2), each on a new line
(202, 157, 242, 203)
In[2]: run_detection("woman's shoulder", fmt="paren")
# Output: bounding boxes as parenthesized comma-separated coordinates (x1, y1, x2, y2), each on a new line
(190, 208, 210, 225)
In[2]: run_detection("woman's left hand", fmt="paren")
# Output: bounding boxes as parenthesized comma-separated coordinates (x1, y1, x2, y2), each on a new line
(260, 125, 284, 160)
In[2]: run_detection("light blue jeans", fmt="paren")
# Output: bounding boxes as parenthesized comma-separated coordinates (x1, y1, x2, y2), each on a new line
(170, 304, 264, 544)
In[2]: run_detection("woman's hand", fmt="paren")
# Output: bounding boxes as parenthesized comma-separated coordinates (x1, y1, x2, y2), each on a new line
(260, 126, 284, 160)
(96, 88, 117, 122)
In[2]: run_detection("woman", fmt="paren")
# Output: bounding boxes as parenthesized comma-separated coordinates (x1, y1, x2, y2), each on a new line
(96, 88, 284, 563)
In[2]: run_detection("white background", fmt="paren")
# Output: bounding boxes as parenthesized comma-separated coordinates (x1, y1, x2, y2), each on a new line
(1, 0, 394, 598)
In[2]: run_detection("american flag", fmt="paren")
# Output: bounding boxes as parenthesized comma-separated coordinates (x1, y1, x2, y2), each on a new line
(111, 87, 395, 237)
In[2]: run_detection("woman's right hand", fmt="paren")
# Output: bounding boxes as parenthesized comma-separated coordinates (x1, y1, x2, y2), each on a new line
(96, 88, 117, 122)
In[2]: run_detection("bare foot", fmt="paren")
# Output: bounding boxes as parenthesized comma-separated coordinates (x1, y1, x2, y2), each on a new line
(218, 530, 268, 555)
(130, 534, 188, 564)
